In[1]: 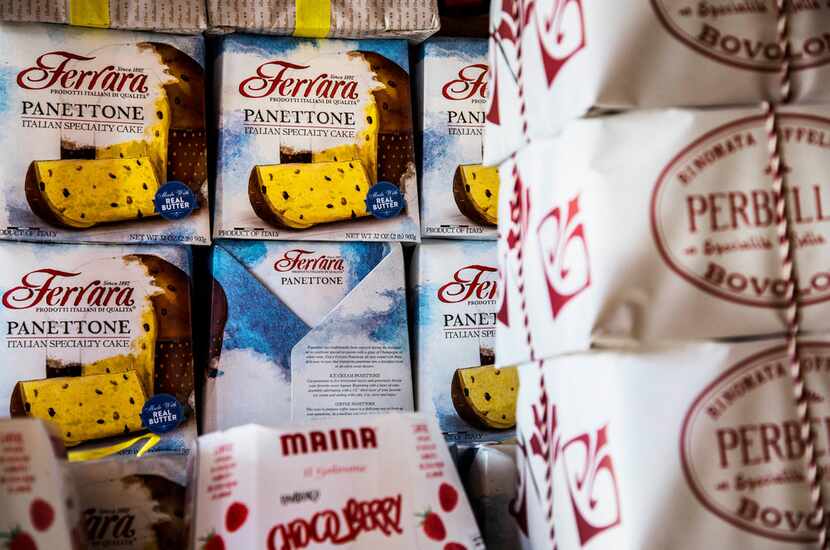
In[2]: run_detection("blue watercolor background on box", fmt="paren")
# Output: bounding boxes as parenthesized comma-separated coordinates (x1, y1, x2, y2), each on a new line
(212, 243, 310, 371)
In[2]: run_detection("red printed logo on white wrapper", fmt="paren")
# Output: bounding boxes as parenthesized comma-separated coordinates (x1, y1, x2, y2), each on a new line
(514, 377, 621, 547)
(496, 160, 533, 328)
(486, 0, 586, 126)
(650, 1, 830, 72)
(651, 113, 830, 308)
(681, 342, 830, 543)
(561, 426, 621, 544)
(487, 0, 519, 127)
(532, 0, 587, 88)
(537, 194, 590, 318)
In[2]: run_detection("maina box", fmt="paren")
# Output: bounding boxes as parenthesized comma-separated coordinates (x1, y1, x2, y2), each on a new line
(193, 414, 484, 550)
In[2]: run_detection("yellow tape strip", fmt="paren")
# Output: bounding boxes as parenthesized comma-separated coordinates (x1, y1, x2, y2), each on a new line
(293, 0, 331, 38)
(68, 0, 110, 28)
(68, 433, 160, 462)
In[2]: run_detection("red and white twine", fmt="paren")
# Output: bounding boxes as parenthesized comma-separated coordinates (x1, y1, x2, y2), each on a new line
(509, 1, 536, 362)
(764, 1, 829, 546)
(512, 0, 531, 144)
(511, 159, 536, 362)
(538, 363, 557, 547)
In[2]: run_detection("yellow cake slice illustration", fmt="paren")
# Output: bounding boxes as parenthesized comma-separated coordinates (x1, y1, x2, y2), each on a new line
(249, 160, 372, 229)
(26, 157, 161, 229)
(10, 371, 147, 447)
(453, 164, 499, 226)
(451, 365, 518, 430)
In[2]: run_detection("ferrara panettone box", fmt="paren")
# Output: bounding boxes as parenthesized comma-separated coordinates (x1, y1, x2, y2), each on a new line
(0, 241, 196, 548)
(194, 415, 484, 550)
(0, 23, 209, 245)
(417, 38, 497, 239)
(214, 35, 420, 243)
(412, 240, 515, 443)
(0, 240, 196, 455)
(204, 240, 413, 432)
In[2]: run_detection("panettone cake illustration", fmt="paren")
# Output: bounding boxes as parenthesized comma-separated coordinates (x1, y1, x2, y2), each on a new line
(9, 253, 194, 447)
(24, 42, 206, 230)
(248, 51, 415, 230)
(451, 365, 518, 430)
(452, 164, 499, 227)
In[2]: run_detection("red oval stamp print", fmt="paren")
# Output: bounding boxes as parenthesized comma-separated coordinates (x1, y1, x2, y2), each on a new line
(650, 1, 830, 71)
(651, 113, 830, 308)
(681, 342, 830, 542)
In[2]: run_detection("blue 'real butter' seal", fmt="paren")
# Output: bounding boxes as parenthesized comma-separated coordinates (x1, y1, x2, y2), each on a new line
(365, 181, 405, 220)
(154, 181, 196, 221)
(140, 394, 184, 434)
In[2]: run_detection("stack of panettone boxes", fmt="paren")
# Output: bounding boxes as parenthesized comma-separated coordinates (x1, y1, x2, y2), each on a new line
(0, 19, 209, 549)
(0, 3, 509, 549)
(485, 5, 830, 549)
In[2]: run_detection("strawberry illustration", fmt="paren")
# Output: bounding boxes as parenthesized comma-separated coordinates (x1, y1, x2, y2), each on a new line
(1, 530, 37, 550)
(225, 502, 249, 533)
(201, 532, 225, 550)
(420, 511, 446, 541)
(444, 543, 468, 550)
(438, 483, 459, 513)
(29, 500, 54, 532)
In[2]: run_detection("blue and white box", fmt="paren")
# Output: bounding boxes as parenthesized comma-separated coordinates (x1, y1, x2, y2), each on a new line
(204, 240, 413, 431)
(214, 35, 420, 243)
(417, 38, 496, 239)
(411, 240, 509, 442)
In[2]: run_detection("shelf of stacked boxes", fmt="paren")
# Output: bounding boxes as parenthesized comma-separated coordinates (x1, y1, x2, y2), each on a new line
(487, 5, 830, 549)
